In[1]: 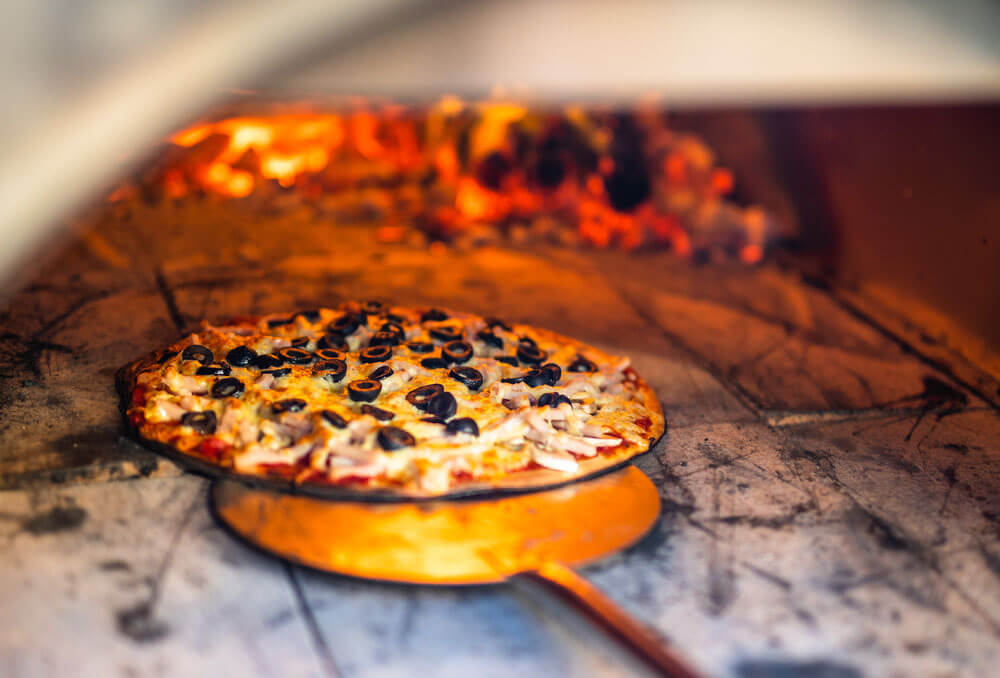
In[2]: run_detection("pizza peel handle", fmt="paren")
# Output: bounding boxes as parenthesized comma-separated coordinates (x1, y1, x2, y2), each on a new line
(210, 467, 700, 677)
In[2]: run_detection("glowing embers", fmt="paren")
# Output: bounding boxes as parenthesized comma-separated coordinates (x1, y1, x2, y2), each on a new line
(127, 99, 775, 261)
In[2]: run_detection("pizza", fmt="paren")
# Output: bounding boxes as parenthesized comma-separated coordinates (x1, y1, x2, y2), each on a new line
(119, 302, 664, 497)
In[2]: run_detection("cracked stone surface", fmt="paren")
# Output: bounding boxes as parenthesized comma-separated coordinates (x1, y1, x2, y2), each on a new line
(1, 201, 999, 677)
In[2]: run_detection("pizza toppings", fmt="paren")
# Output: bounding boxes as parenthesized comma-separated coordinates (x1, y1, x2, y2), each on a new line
(195, 362, 231, 376)
(442, 340, 473, 364)
(181, 411, 217, 434)
(251, 353, 283, 369)
(368, 365, 394, 381)
(315, 348, 346, 361)
(377, 426, 415, 450)
(182, 344, 213, 364)
(406, 384, 444, 410)
(359, 345, 392, 363)
(516, 343, 546, 365)
(226, 345, 256, 366)
(449, 366, 484, 391)
(272, 398, 306, 413)
(425, 391, 458, 420)
(313, 359, 347, 382)
(445, 417, 480, 437)
(568, 356, 598, 372)
(277, 347, 313, 364)
(124, 302, 663, 495)
(211, 377, 244, 399)
(421, 308, 449, 322)
(348, 379, 382, 402)
(317, 332, 349, 351)
(361, 404, 395, 421)
(320, 410, 348, 428)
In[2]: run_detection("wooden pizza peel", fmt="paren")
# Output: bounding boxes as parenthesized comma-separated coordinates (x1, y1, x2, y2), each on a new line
(211, 465, 700, 677)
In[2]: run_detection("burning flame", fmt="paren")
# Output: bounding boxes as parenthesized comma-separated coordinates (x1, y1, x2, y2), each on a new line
(140, 98, 772, 260)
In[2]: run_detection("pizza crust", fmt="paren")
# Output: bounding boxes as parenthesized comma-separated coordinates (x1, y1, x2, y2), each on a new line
(118, 304, 665, 499)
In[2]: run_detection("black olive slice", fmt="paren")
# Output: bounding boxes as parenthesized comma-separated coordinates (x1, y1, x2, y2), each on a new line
(196, 362, 231, 376)
(407, 341, 434, 354)
(516, 344, 546, 365)
(568, 356, 598, 372)
(519, 335, 538, 348)
(272, 398, 306, 414)
(501, 376, 525, 384)
(267, 316, 294, 327)
(368, 365, 394, 381)
(320, 410, 347, 428)
(297, 309, 321, 322)
(313, 359, 346, 382)
(421, 308, 448, 322)
(278, 347, 313, 365)
(476, 330, 503, 349)
(250, 353, 284, 369)
(523, 369, 548, 387)
(377, 426, 415, 451)
(226, 345, 256, 367)
(406, 384, 444, 410)
(361, 404, 394, 421)
(181, 411, 217, 434)
(347, 379, 382, 402)
(182, 345, 213, 364)
(379, 322, 405, 339)
(317, 332, 349, 351)
(540, 362, 562, 386)
(425, 392, 457, 420)
(211, 377, 244, 399)
(442, 340, 473, 364)
(359, 345, 392, 363)
(496, 356, 519, 366)
(314, 348, 346, 361)
(385, 312, 406, 325)
(430, 327, 462, 343)
(537, 392, 572, 408)
(369, 331, 401, 347)
(329, 313, 364, 336)
(361, 300, 384, 314)
(445, 417, 480, 436)
(420, 357, 448, 369)
(262, 368, 291, 378)
(449, 366, 484, 391)
(290, 337, 310, 348)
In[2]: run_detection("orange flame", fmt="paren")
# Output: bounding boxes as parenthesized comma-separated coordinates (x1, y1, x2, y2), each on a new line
(149, 99, 770, 260)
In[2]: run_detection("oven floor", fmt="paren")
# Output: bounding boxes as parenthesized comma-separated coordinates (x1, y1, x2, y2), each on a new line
(1, 200, 998, 677)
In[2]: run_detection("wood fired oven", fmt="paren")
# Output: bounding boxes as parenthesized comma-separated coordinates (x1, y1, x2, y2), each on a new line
(1, 3, 999, 677)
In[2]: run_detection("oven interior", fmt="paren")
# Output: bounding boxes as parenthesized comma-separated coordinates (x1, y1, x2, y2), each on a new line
(1, 91, 998, 675)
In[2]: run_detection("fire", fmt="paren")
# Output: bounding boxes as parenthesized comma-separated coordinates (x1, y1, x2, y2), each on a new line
(137, 99, 773, 259)
(170, 114, 344, 196)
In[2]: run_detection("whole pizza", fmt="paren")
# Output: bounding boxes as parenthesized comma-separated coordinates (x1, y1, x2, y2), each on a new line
(119, 302, 664, 497)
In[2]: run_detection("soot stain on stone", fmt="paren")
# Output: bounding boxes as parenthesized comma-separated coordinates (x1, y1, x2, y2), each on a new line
(21, 505, 87, 535)
(115, 602, 170, 643)
(734, 659, 862, 678)
(51, 426, 123, 465)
